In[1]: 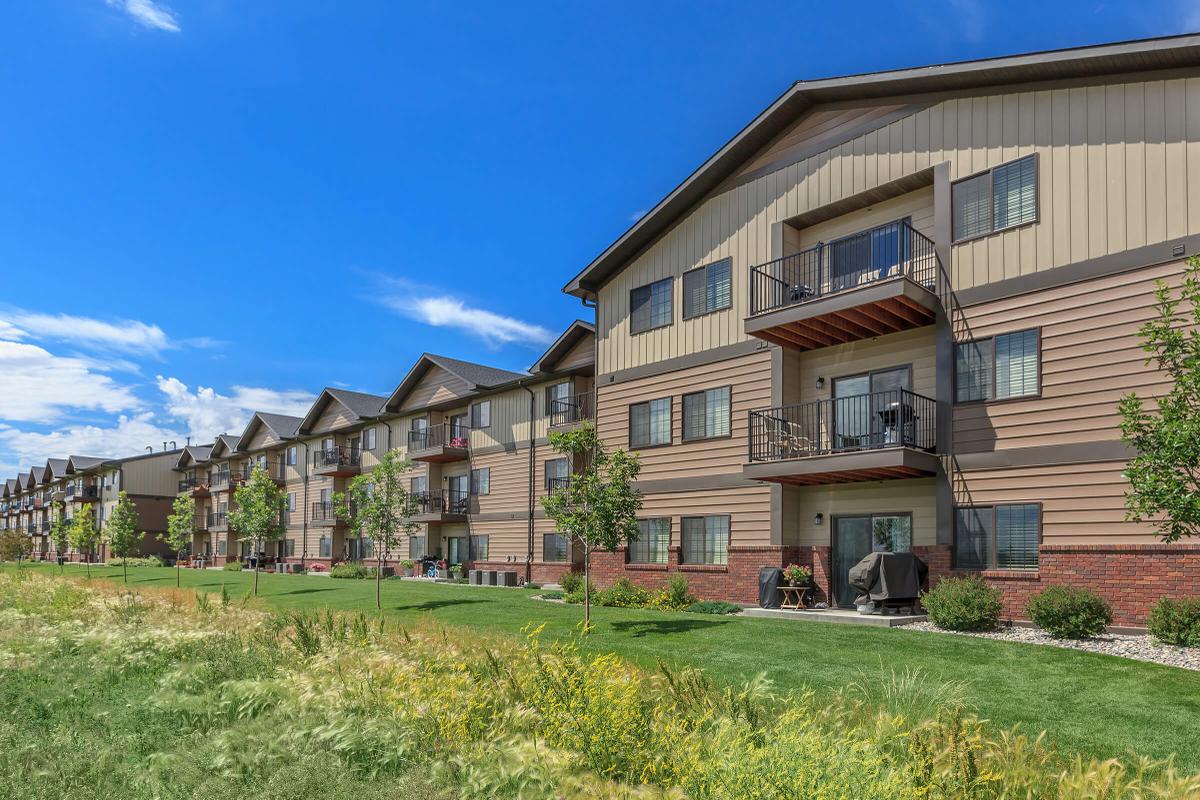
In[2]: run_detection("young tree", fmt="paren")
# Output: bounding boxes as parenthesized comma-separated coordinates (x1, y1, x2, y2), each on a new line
(160, 494, 196, 588)
(50, 501, 71, 573)
(541, 422, 642, 633)
(229, 465, 286, 596)
(67, 510, 101, 579)
(105, 491, 142, 584)
(0, 528, 32, 566)
(1120, 256, 1200, 542)
(335, 448, 420, 610)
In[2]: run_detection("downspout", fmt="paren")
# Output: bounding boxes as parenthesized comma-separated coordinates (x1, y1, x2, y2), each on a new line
(300, 440, 310, 571)
(521, 381, 536, 585)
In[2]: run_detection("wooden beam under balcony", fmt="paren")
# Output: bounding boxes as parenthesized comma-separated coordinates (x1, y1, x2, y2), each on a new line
(743, 448, 939, 486)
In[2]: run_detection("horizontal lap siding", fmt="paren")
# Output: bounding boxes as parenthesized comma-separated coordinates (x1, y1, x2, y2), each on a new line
(793, 327, 936, 403)
(471, 449, 528, 514)
(596, 349, 771, 480)
(953, 260, 1177, 452)
(784, 478, 937, 548)
(599, 78, 1200, 375)
(954, 460, 1159, 544)
(637, 485, 772, 547)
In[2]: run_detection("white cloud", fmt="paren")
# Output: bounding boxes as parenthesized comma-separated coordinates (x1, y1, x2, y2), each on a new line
(0, 414, 182, 469)
(106, 0, 180, 32)
(0, 340, 142, 423)
(381, 294, 555, 349)
(0, 309, 172, 356)
(155, 376, 315, 442)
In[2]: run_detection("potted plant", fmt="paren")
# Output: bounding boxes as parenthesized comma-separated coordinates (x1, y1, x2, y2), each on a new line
(436, 558, 449, 579)
(449, 562, 463, 580)
(401, 559, 415, 577)
(782, 563, 811, 587)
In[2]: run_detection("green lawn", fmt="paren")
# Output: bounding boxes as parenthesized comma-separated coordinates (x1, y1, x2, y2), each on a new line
(12, 562, 1200, 772)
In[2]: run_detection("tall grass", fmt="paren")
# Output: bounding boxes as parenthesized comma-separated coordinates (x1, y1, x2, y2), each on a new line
(0, 571, 1197, 799)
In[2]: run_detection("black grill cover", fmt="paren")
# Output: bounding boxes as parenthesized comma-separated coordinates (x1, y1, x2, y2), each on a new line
(759, 567, 784, 608)
(847, 552, 927, 604)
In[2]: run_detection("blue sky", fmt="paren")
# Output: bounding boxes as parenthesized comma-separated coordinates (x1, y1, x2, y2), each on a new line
(0, 0, 1196, 476)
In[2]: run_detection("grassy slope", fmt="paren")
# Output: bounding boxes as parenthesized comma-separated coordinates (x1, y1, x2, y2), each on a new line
(14, 563, 1200, 771)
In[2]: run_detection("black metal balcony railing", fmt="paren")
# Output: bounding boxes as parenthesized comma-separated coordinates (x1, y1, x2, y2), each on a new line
(546, 476, 572, 492)
(550, 393, 594, 427)
(194, 514, 209, 531)
(749, 222, 938, 317)
(312, 445, 361, 469)
(411, 489, 470, 516)
(408, 422, 470, 452)
(26, 523, 36, 534)
(178, 477, 199, 493)
(71, 486, 100, 501)
(748, 389, 936, 463)
(310, 500, 355, 522)
(207, 511, 228, 529)
(239, 461, 283, 482)
(209, 469, 230, 489)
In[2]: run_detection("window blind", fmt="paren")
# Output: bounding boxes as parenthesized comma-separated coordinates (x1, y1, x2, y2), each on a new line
(952, 172, 992, 241)
(996, 504, 1039, 570)
(993, 156, 1037, 230)
(681, 515, 729, 565)
(994, 329, 1038, 398)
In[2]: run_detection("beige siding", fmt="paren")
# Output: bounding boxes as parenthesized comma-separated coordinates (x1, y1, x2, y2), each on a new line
(596, 349, 771, 480)
(637, 486, 772, 547)
(471, 448, 530, 515)
(245, 425, 280, 452)
(399, 366, 473, 412)
(955, 460, 1158, 545)
(598, 77, 1200, 374)
(788, 327, 936, 404)
(783, 479, 937, 548)
(794, 186, 934, 249)
(555, 336, 595, 371)
(310, 400, 356, 435)
(120, 453, 178, 497)
(953, 260, 1177, 452)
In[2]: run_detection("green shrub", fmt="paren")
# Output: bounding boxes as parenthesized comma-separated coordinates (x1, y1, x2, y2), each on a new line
(653, 573, 695, 611)
(107, 556, 166, 568)
(1148, 597, 1200, 646)
(222, 561, 243, 572)
(330, 563, 373, 580)
(539, 590, 564, 601)
(595, 578, 651, 608)
(564, 579, 596, 605)
(685, 600, 741, 615)
(558, 571, 582, 594)
(920, 575, 1003, 632)
(525, 581, 541, 590)
(1027, 585, 1112, 638)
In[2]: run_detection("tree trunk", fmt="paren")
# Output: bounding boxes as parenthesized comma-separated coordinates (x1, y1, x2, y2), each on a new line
(583, 548, 591, 634)
(253, 562, 260, 596)
(85, 557, 91, 580)
(176, 554, 181, 588)
(123, 559, 128, 584)
(375, 555, 382, 611)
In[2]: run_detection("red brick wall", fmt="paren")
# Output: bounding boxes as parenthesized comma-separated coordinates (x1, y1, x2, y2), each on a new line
(922, 543, 1200, 626)
(588, 545, 803, 605)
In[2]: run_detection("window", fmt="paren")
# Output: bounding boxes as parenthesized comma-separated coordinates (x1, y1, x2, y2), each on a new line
(470, 467, 490, 495)
(286, 493, 296, 512)
(954, 504, 1040, 570)
(408, 536, 425, 559)
(681, 515, 729, 565)
(952, 155, 1038, 242)
(217, 539, 227, 556)
(447, 536, 467, 564)
(286, 446, 297, 466)
(682, 386, 731, 441)
(955, 329, 1039, 402)
(545, 380, 571, 414)
(363, 427, 376, 450)
(282, 539, 295, 557)
(629, 397, 671, 448)
(628, 518, 669, 564)
(470, 401, 491, 429)
(683, 258, 732, 319)
(469, 534, 489, 561)
(630, 277, 673, 333)
(410, 475, 427, 496)
(543, 532, 569, 562)
(545, 457, 569, 490)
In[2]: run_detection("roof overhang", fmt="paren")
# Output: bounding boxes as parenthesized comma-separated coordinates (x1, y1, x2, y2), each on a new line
(530, 320, 596, 374)
(563, 33, 1200, 298)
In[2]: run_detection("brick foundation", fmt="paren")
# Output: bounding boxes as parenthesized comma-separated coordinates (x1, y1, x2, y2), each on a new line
(589, 545, 805, 605)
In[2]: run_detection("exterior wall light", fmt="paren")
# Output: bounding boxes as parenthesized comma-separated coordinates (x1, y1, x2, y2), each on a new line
(813, 513, 824, 526)
(815, 376, 825, 390)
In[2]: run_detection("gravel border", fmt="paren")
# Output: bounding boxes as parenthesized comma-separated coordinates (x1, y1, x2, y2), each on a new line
(906, 621, 1200, 670)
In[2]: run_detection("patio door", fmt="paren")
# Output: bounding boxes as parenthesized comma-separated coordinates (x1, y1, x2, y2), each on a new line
(832, 514, 913, 607)
(832, 366, 910, 451)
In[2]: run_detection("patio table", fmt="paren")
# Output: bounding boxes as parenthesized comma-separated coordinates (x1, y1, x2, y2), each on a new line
(780, 585, 811, 610)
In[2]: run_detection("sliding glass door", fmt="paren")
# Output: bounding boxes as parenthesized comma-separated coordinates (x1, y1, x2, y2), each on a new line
(832, 514, 913, 607)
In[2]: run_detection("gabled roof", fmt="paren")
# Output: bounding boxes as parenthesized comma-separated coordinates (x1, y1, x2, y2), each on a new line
(2, 480, 13, 498)
(174, 444, 213, 471)
(65, 456, 106, 473)
(563, 33, 1200, 297)
(27, 466, 46, 488)
(381, 353, 529, 413)
(44, 458, 70, 481)
(530, 320, 595, 374)
(209, 434, 241, 460)
(298, 388, 388, 434)
(235, 412, 303, 452)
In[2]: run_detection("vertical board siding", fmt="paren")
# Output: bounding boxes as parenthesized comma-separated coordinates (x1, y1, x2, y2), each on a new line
(598, 78, 1200, 375)
(784, 478, 937, 548)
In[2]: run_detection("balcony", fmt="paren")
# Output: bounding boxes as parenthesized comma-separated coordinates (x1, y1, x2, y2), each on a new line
(408, 423, 470, 463)
(209, 470, 231, 491)
(409, 489, 470, 523)
(236, 461, 286, 486)
(746, 222, 943, 351)
(178, 476, 211, 497)
(546, 476, 572, 492)
(207, 511, 228, 531)
(312, 445, 362, 477)
(194, 514, 209, 532)
(71, 486, 101, 503)
(744, 389, 939, 485)
(310, 500, 354, 527)
(550, 392, 594, 429)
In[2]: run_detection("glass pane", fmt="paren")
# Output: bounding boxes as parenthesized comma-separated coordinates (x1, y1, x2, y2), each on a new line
(953, 172, 992, 240)
(707, 259, 731, 311)
(648, 398, 671, 445)
(995, 329, 1038, 398)
(683, 268, 705, 318)
(996, 504, 1039, 569)
(956, 339, 993, 402)
(954, 507, 991, 570)
(834, 517, 873, 607)
(650, 279, 672, 328)
(993, 156, 1037, 230)
(872, 515, 911, 552)
(707, 387, 730, 438)
(833, 375, 871, 449)
(630, 285, 650, 333)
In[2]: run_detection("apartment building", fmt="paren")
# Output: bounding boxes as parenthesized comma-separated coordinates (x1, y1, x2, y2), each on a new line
(560, 34, 1200, 625)
(172, 321, 595, 580)
(2, 449, 181, 562)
